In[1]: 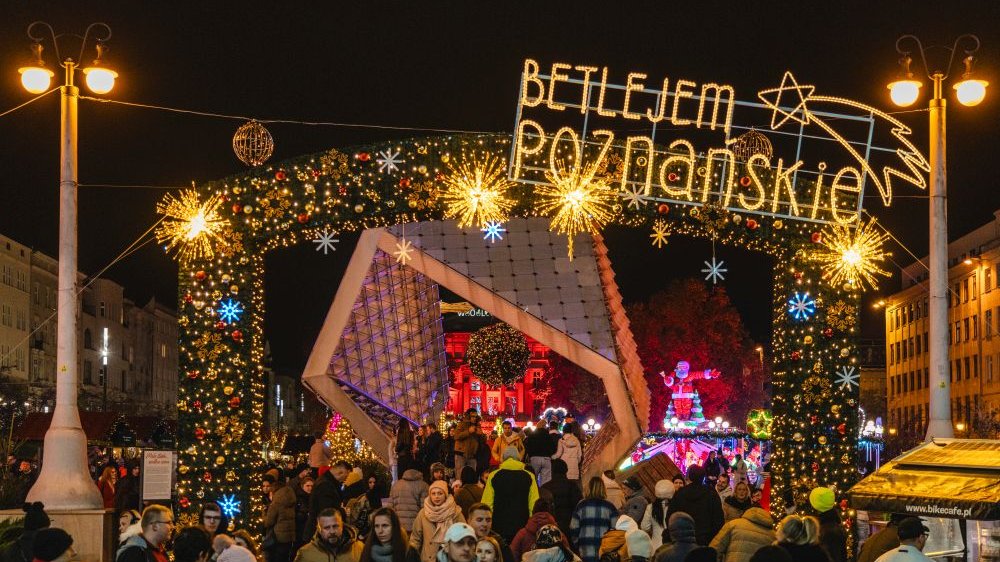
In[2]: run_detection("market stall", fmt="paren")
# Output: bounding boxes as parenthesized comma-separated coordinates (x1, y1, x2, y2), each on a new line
(849, 438, 1000, 561)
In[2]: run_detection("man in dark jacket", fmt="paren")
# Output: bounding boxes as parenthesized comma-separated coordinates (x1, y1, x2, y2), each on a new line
(306, 461, 350, 538)
(665, 465, 723, 546)
(473, 425, 491, 480)
(421, 424, 442, 468)
(481, 447, 540, 542)
(542, 459, 582, 536)
(116, 505, 173, 562)
(523, 422, 557, 486)
(857, 514, 905, 562)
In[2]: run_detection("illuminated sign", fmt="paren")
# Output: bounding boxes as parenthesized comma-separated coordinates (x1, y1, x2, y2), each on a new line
(510, 60, 929, 227)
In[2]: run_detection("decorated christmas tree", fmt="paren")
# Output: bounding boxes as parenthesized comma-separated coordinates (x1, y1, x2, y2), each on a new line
(323, 412, 380, 464)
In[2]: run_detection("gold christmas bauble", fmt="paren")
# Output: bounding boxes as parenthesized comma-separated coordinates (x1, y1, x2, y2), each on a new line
(233, 120, 274, 167)
(215, 456, 226, 465)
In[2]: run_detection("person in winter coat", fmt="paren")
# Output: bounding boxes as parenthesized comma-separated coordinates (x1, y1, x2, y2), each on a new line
(452, 410, 479, 476)
(410, 480, 466, 562)
(708, 507, 775, 562)
(722, 482, 754, 522)
(473, 426, 492, 480)
(601, 472, 626, 511)
(523, 422, 557, 486)
(309, 432, 333, 470)
(651, 512, 697, 562)
(809, 487, 846, 562)
(114, 463, 142, 514)
(455, 467, 484, 519)
(264, 474, 297, 562)
(0, 501, 49, 562)
(116, 505, 173, 562)
(598, 514, 638, 561)
(542, 459, 583, 537)
(665, 466, 724, 547)
(747, 545, 792, 562)
(308, 461, 351, 537)
(731, 455, 748, 486)
(360, 507, 411, 562)
(522, 524, 581, 562)
(492, 422, 525, 463)
(625, 530, 652, 562)
(640, 480, 674, 551)
(569, 476, 618, 562)
(856, 514, 904, 562)
(552, 425, 582, 484)
(98, 466, 117, 510)
(774, 515, 832, 562)
(389, 468, 429, 533)
(421, 425, 443, 471)
(620, 478, 648, 527)
(396, 421, 417, 476)
(482, 447, 540, 543)
(714, 474, 733, 503)
(510, 499, 561, 562)
(295, 507, 364, 562)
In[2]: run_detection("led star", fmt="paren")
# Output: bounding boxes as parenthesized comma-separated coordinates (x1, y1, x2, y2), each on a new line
(376, 149, 404, 173)
(218, 494, 241, 518)
(650, 221, 670, 249)
(155, 189, 230, 266)
(620, 185, 649, 210)
(312, 229, 340, 255)
(702, 257, 727, 284)
(441, 153, 515, 228)
(757, 71, 816, 130)
(394, 238, 414, 265)
(788, 292, 816, 321)
(537, 159, 616, 259)
(813, 219, 891, 290)
(481, 221, 506, 243)
(217, 298, 244, 324)
(835, 366, 860, 390)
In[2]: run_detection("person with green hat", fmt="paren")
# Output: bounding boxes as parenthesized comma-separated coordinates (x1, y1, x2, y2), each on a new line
(809, 488, 846, 562)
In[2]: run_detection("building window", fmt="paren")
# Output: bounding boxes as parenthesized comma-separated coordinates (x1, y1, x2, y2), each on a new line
(84, 329, 93, 350)
(83, 360, 93, 385)
(974, 315, 979, 339)
(908, 337, 914, 357)
(99, 302, 105, 317)
(924, 332, 928, 352)
(902, 340, 908, 360)
(965, 357, 971, 380)
(907, 303, 913, 323)
(988, 310, 994, 339)
(964, 318, 970, 341)
(956, 321, 961, 343)
(916, 334, 922, 355)
(964, 278, 970, 302)
(955, 359, 961, 381)
(973, 276, 978, 299)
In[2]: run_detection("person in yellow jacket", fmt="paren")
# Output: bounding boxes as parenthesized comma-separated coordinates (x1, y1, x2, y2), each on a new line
(482, 447, 540, 543)
(491, 421, 525, 463)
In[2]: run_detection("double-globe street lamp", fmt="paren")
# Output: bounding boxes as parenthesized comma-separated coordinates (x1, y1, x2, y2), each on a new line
(20, 21, 118, 510)
(887, 34, 987, 440)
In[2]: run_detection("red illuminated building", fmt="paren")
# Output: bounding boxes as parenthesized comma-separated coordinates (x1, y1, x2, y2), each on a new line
(444, 331, 552, 421)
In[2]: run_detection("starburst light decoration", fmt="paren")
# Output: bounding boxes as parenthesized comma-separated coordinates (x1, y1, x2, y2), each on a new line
(155, 190, 229, 266)
(788, 292, 816, 321)
(440, 153, 515, 229)
(813, 219, 891, 290)
(218, 494, 241, 518)
(650, 220, 670, 248)
(537, 159, 616, 259)
(217, 299, 244, 324)
(481, 221, 506, 243)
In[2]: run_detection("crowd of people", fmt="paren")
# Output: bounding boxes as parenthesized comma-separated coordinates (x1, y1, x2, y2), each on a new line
(1, 411, 940, 562)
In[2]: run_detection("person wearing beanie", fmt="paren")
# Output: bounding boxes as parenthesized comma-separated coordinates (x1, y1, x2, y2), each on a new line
(641, 480, 674, 550)
(542, 459, 583, 537)
(410, 480, 466, 562)
(665, 466, 724, 546)
(0, 502, 50, 562)
(429, 463, 448, 484)
(809, 488, 847, 562)
(708, 506, 775, 562)
(31, 528, 73, 562)
(388, 466, 429, 533)
(621, 478, 648, 527)
(651, 512, 697, 562)
(482, 447, 540, 543)
(511, 499, 560, 562)
(624, 530, 651, 562)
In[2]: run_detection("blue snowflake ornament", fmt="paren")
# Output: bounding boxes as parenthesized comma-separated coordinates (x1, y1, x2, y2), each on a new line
(218, 494, 241, 518)
(788, 292, 816, 321)
(217, 298, 244, 324)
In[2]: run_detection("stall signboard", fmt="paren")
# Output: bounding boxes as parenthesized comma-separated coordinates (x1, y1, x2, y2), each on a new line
(142, 450, 177, 501)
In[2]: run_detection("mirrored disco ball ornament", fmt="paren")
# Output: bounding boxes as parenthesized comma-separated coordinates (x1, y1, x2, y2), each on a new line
(232, 119, 274, 166)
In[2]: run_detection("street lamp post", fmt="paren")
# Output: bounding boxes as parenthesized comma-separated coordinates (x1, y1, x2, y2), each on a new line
(888, 34, 987, 441)
(20, 21, 118, 510)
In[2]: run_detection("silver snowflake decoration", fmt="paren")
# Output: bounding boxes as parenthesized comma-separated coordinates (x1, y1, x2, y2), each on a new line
(702, 257, 727, 284)
(620, 185, 649, 210)
(376, 149, 404, 173)
(835, 366, 859, 390)
(393, 238, 414, 265)
(312, 229, 340, 255)
(481, 221, 506, 243)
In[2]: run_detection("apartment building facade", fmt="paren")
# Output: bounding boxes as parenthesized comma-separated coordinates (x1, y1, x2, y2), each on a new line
(884, 210, 1000, 437)
(0, 233, 178, 417)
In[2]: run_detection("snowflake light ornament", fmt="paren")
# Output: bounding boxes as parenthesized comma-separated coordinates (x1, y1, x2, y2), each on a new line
(394, 238, 414, 265)
(702, 257, 727, 284)
(376, 149, 404, 173)
(620, 185, 649, 210)
(218, 494, 241, 518)
(312, 229, 340, 255)
(216, 298, 244, 324)
(835, 366, 859, 390)
(481, 221, 506, 243)
(649, 221, 670, 248)
(788, 292, 816, 321)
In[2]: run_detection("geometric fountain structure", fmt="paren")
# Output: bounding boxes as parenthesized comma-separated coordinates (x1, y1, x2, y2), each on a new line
(302, 217, 651, 479)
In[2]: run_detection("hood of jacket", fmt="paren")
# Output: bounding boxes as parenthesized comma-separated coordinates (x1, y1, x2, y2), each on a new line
(344, 469, 362, 488)
(116, 535, 151, 559)
(402, 468, 424, 481)
(742, 507, 774, 528)
(524, 546, 569, 562)
(667, 512, 697, 544)
(615, 514, 638, 532)
(560, 434, 580, 448)
(524, 511, 557, 534)
(497, 457, 528, 471)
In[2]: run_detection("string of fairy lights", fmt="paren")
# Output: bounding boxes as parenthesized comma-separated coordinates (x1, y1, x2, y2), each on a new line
(152, 123, 896, 532)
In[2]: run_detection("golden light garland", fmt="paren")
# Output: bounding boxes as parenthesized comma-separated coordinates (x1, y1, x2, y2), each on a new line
(814, 219, 891, 290)
(440, 152, 515, 228)
(155, 189, 229, 266)
(537, 159, 616, 258)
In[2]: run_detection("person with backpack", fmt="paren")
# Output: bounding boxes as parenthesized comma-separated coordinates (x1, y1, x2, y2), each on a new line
(599, 515, 639, 562)
(570, 477, 618, 562)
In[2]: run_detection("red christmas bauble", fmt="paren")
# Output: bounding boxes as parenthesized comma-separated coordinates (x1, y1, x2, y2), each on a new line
(229, 396, 241, 408)
(231, 330, 243, 341)
(297, 213, 310, 224)
(837, 423, 847, 434)
(823, 327, 834, 338)
(232, 204, 243, 214)
(203, 471, 212, 482)
(186, 370, 200, 380)
(312, 169, 321, 178)
(195, 270, 207, 281)
(840, 499, 848, 510)
(810, 415, 818, 424)
(739, 176, 752, 187)
(791, 351, 802, 361)
(358, 152, 371, 162)
(338, 185, 348, 196)
(184, 294, 194, 303)
(657, 203, 670, 215)
(746, 219, 759, 230)
(179, 497, 190, 509)
(194, 427, 206, 440)
(193, 400, 202, 410)
(667, 172, 679, 182)
(812, 462, 820, 472)
(275, 170, 287, 181)
(811, 232, 823, 243)
(215, 321, 226, 331)
(399, 178, 412, 188)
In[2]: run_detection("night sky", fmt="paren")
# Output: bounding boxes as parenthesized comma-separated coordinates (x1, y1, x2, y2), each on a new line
(1, 2, 999, 372)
